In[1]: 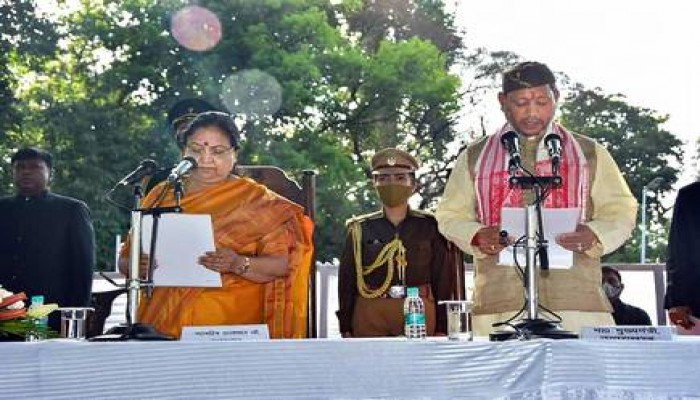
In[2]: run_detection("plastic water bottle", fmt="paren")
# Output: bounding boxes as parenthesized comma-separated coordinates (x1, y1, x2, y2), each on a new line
(26, 295, 48, 341)
(404, 287, 427, 339)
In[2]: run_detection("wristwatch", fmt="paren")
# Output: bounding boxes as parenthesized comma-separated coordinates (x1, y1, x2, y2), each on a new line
(235, 256, 251, 275)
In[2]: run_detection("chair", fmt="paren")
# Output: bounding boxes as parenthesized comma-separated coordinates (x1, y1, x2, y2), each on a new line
(86, 288, 127, 338)
(447, 241, 467, 301)
(237, 165, 318, 338)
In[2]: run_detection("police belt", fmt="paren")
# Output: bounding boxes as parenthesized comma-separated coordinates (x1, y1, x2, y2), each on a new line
(371, 284, 433, 299)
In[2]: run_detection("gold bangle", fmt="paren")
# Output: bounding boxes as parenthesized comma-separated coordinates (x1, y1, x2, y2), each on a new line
(235, 256, 251, 275)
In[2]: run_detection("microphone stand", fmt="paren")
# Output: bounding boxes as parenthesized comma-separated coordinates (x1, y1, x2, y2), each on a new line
(91, 181, 176, 341)
(490, 174, 577, 341)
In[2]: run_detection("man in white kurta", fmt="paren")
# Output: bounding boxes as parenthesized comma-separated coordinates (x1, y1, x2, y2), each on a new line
(436, 61, 637, 336)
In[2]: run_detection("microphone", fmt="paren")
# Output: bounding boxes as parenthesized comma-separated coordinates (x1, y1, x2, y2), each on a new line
(500, 130, 521, 174)
(117, 159, 158, 186)
(167, 156, 198, 183)
(544, 132, 562, 176)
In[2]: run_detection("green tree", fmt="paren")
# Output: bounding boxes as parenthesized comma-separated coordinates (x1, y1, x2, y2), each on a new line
(560, 86, 684, 262)
(3, 0, 464, 265)
(0, 0, 60, 187)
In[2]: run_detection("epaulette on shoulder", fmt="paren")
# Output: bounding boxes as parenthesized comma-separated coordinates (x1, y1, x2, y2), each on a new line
(345, 210, 383, 227)
(408, 209, 435, 219)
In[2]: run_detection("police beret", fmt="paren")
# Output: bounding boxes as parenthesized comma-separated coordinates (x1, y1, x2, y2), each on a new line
(166, 98, 218, 130)
(370, 148, 419, 171)
(502, 61, 556, 94)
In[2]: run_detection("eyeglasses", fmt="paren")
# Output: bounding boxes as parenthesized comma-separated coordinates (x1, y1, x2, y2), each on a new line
(185, 144, 236, 159)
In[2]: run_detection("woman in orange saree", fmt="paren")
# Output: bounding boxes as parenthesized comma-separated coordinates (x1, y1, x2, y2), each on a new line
(119, 111, 313, 339)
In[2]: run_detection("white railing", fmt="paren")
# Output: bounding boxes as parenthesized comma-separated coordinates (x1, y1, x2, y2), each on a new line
(93, 262, 668, 338)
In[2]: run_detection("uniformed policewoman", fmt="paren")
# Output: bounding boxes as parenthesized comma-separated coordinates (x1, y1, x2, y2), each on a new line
(336, 148, 455, 337)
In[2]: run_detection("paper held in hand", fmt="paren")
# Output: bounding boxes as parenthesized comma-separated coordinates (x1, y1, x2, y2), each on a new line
(141, 213, 222, 287)
(498, 207, 581, 269)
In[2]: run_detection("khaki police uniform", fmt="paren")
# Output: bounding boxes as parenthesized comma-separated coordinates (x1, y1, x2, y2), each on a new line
(336, 148, 454, 337)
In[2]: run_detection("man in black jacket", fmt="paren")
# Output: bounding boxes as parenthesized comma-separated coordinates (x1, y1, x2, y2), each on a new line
(665, 181, 700, 330)
(0, 148, 95, 330)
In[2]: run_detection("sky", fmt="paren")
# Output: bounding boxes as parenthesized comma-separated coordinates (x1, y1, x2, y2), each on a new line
(451, 0, 699, 188)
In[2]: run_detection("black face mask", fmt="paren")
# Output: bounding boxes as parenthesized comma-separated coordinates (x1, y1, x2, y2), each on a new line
(376, 184, 413, 207)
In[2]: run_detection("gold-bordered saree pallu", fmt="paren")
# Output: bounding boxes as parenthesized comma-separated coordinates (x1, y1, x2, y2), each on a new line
(126, 177, 313, 338)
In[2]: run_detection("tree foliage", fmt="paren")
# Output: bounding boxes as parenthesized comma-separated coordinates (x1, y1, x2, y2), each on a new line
(560, 86, 684, 262)
(2, 0, 685, 268)
(1, 0, 464, 266)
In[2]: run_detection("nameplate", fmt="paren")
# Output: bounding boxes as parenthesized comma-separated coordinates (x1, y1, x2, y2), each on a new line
(180, 325, 270, 342)
(580, 326, 674, 341)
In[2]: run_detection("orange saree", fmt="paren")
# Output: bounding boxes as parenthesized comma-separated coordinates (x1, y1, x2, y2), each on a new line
(129, 177, 313, 339)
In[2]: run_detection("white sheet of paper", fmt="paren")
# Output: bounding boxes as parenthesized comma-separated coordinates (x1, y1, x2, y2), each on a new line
(141, 213, 222, 287)
(498, 207, 581, 269)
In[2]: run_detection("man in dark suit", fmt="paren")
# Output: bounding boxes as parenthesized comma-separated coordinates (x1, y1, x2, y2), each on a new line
(665, 181, 700, 330)
(0, 148, 95, 330)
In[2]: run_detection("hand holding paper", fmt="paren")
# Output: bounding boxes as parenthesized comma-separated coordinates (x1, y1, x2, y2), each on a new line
(499, 207, 581, 269)
(555, 224, 597, 253)
(199, 248, 245, 275)
(473, 226, 509, 255)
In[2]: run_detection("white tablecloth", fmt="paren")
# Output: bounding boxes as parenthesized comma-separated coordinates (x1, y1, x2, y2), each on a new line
(2, 338, 699, 399)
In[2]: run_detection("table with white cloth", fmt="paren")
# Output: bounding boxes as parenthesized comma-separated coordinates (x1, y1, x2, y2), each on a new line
(2, 337, 699, 399)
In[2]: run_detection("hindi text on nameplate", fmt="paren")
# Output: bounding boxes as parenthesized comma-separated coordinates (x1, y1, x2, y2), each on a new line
(180, 324, 270, 342)
(580, 326, 674, 341)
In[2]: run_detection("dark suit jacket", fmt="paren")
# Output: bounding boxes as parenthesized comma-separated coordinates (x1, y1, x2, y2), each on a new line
(665, 181, 700, 316)
(0, 191, 95, 329)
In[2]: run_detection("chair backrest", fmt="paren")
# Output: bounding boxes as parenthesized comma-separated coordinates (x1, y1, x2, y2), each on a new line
(86, 288, 127, 338)
(447, 241, 466, 301)
(237, 165, 318, 338)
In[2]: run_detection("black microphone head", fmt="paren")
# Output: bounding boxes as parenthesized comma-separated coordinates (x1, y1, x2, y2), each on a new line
(117, 159, 159, 186)
(167, 156, 199, 183)
(141, 159, 159, 173)
(544, 132, 561, 145)
(544, 132, 563, 161)
(182, 156, 198, 169)
(501, 130, 518, 147)
(182, 156, 197, 167)
(501, 130, 521, 174)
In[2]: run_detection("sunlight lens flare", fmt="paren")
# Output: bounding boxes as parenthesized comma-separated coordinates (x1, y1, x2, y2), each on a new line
(220, 69, 283, 118)
(170, 5, 222, 52)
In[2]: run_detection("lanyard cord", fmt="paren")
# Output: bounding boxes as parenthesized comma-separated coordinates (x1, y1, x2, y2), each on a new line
(350, 222, 407, 299)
